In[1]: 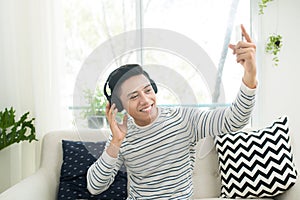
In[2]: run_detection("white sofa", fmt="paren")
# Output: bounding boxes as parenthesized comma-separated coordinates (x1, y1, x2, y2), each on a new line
(0, 129, 299, 200)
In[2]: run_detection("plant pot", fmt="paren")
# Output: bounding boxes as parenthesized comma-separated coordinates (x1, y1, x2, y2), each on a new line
(0, 143, 21, 192)
(87, 115, 108, 129)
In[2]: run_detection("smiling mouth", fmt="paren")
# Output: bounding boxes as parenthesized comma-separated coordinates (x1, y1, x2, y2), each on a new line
(140, 105, 152, 112)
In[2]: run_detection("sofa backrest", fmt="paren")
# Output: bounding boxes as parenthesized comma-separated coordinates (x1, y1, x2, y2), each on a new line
(40, 129, 110, 185)
(40, 129, 221, 198)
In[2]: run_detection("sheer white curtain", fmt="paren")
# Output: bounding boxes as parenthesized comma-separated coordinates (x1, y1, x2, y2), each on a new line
(0, 0, 65, 190)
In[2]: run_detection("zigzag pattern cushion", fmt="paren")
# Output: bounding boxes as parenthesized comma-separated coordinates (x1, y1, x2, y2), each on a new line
(214, 116, 298, 198)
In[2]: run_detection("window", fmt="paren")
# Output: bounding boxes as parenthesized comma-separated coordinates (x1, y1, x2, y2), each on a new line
(63, 0, 250, 128)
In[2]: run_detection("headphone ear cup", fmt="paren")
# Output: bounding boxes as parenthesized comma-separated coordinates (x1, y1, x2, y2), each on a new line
(112, 96, 123, 112)
(106, 96, 112, 105)
(150, 79, 158, 93)
(115, 98, 123, 112)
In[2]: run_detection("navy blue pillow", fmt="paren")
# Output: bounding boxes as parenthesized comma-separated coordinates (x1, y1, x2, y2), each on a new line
(57, 140, 127, 200)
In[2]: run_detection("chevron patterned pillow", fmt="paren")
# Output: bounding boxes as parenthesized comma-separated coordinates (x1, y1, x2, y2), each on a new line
(214, 116, 298, 198)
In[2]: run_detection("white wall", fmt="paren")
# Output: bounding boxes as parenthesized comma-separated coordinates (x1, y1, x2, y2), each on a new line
(252, 0, 300, 168)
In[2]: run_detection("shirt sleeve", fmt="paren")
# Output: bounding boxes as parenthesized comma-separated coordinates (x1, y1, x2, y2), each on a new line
(190, 82, 257, 142)
(86, 135, 125, 195)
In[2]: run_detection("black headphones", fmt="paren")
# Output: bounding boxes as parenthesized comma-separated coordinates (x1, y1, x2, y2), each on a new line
(103, 64, 158, 111)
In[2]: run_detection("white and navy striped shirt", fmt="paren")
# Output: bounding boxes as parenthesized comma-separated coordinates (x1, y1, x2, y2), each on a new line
(87, 83, 256, 199)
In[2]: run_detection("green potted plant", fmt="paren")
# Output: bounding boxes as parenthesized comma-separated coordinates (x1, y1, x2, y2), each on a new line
(259, 0, 274, 15)
(266, 34, 282, 67)
(258, 0, 283, 67)
(82, 86, 108, 129)
(0, 107, 37, 151)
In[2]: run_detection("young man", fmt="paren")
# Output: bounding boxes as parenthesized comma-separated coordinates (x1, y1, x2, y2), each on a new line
(87, 25, 257, 199)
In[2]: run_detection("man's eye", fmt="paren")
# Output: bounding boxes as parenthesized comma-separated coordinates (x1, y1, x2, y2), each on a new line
(130, 95, 138, 100)
(145, 88, 152, 93)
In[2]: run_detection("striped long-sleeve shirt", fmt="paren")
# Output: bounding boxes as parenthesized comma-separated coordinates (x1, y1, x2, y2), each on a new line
(87, 82, 256, 199)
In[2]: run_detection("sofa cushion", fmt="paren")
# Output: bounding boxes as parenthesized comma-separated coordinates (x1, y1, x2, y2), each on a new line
(214, 116, 298, 198)
(57, 140, 127, 200)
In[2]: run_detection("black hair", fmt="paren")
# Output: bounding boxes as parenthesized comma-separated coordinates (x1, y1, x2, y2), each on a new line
(103, 64, 157, 111)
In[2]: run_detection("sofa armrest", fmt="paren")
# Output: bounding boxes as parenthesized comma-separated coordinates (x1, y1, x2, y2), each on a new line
(0, 168, 58, 200)
(275, 181, 300, 200)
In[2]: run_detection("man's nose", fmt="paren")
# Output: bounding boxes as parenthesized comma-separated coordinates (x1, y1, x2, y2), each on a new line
(139, 92, 150, 104)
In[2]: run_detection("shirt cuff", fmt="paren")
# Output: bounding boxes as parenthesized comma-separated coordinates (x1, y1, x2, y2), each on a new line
(101, 150, 118, 166)
(241, 80, 257, 95)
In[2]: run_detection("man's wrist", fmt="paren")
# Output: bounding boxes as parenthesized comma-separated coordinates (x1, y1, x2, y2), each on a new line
(106, 141, 122, 158)
(243, 71, 257, 89)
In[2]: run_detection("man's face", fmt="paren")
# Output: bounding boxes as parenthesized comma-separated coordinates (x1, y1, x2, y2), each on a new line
(119, 74, 158, 126)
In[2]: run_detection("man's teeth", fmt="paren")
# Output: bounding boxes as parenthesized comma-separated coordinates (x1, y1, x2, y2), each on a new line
(141, 106, 151, 112)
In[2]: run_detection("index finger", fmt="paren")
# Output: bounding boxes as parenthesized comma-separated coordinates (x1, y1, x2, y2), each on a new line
(105, 102, 114, 117)
(241, 24, 252, 43)
(105, 102, 110, 113)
